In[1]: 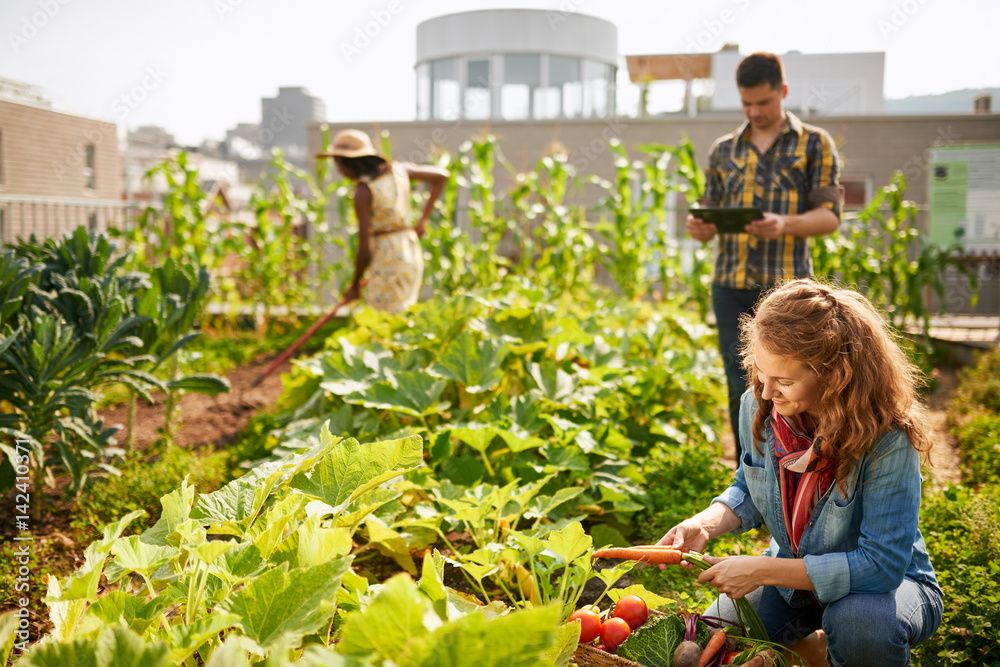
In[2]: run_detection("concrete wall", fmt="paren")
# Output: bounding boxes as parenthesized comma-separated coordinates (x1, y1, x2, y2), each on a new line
(0, 99, 125, 243)
(0, 99, 122, 200)
(309, 114, 1000, 224)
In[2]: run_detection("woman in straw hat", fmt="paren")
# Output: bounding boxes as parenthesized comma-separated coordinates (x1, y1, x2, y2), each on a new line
(318, 129, 447, 314)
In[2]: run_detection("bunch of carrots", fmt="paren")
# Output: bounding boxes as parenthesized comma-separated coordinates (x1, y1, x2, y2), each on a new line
(591, 546, 788, 667)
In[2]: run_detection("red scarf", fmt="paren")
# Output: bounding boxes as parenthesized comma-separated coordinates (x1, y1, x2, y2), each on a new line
(772, 408, 835, 556)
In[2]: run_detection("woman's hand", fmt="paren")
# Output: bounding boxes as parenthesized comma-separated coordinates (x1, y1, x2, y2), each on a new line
(697, 555, 761, 599)
(413, 216, 429, 239)
(342, 282, 362, 304)
(657, 518, 710, 569)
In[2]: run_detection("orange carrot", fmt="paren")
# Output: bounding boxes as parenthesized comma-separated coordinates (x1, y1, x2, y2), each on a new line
(591, 547, 684, 564)
(697, 628, 728, 667)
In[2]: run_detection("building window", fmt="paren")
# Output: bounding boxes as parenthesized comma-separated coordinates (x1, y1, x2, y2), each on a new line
(0, 130, 4, 185)
(842, 178, 871, 209)
(431, 58, 460, 121)
(84, 144, 96, 190)
(464, 59, 491, 120)
(88, 212, 98, 232)
(416, 63, 431, 120)
(502, 54, 541, 120)
(538, 56, 582, 119)
(582, 60, 611, 118)
(0, 209, 5, 245)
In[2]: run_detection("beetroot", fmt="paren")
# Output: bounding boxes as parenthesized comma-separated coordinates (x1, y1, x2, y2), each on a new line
(672, 639, 701, 667)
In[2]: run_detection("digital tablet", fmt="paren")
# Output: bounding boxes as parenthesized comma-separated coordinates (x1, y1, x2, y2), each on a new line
(688, 207, 763, 234)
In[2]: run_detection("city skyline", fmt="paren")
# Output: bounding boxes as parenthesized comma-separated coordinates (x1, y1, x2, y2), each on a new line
(2, 0, 998, 146)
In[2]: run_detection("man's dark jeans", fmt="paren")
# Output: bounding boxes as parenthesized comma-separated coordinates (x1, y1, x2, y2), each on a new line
(712, 284, 764, 462)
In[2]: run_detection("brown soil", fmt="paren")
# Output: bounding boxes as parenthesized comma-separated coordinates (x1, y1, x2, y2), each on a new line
(98, 355, 291, 451)
(719, 365, 964, 488)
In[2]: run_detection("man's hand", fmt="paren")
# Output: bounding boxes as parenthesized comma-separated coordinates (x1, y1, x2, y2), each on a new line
(746, 211, 786, 240)
(686, 215, 717, 243)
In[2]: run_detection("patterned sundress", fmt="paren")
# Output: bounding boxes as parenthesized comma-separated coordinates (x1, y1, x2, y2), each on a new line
(359, 162, 423, 314)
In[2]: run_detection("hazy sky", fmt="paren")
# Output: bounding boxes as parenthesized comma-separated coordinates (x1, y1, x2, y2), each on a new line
(2, 0, 998, 145)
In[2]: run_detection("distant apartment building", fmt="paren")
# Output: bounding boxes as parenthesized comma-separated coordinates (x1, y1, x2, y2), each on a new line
(0, 80, 124, 244)
(259, 86, 326, 162)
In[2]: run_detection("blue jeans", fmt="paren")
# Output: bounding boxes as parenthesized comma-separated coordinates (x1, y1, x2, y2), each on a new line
(712, 285, 763, 461)
(706, 578, 943, 666)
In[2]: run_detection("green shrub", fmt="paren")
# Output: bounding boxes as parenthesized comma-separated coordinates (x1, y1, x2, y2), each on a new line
(69, 445, 232, 546)
(948, 347, 1000, 421)
(915, 483, 1000, 666)
(953, 413, 1000, 487)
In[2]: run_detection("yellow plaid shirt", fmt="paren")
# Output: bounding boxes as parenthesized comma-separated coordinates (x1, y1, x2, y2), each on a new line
(704, 112, 841, 289)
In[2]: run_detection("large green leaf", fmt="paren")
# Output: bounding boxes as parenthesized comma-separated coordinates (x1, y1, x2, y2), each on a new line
(79, 591, 169, 636)
(190, 466, 284, 533)
(110, 536, 179, 581)
(141, 478, 196, 546)
(288, 435, 423, 511)
(407, 604, 563, 667)
(166, 611, 242, 663)
(94, 625, 170, 667)
(344, 372, 449, 417)
(217, 557, 351, 653)
(427, 332, 508, 393)
(165, 373, 230, 396)
(336, 573, 430, 661)
(527, 361, 577, 403)
(542, 521, 592, 566)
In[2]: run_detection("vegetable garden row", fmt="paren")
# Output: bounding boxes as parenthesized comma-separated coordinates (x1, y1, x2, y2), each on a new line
(0, 133, 995, 666)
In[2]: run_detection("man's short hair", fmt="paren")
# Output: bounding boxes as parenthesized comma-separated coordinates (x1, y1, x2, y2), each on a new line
(736, 52, 785, 90)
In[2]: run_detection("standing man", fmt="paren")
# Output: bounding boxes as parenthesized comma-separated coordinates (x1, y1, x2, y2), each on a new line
(687, 52, 842, 462)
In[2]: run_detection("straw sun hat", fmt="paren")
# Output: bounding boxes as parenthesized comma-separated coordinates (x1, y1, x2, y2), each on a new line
(316, 129, 380, 158)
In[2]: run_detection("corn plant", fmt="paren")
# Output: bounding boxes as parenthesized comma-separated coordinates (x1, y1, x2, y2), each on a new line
(460, 134, 512, 288)
(116, 152, 235, 279)
(507, 153, 596, 296)
(238, 146, 347, 331)
(813, 171, 976, 350)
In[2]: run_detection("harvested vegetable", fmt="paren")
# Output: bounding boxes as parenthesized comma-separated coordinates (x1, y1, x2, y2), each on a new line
(592, 546, 683, 564)
(673, 640, 701, 667)
(698, 628, 728, 667)
(612, 594, 649, 630)
(568, 608, 602, 643)
(741, 649, 778, 666)
(617, 613, 687, 667)
(600, 617, 632, 652)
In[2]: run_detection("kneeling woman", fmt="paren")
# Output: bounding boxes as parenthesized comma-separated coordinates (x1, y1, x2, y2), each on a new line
(319, 129, 447, 314)
(659, 279, 942, 667)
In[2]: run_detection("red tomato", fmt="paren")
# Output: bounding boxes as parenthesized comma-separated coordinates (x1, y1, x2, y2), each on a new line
(600, 617, 632, 651)
(568, 608, 602, 643)
(612, 594, 649, 630)
(722, 651, 741, 665)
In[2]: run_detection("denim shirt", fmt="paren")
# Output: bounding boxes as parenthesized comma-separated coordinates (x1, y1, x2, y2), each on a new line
(712, 391, 941, 606)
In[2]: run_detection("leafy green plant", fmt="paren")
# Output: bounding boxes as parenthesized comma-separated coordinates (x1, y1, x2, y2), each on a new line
(916, 483, 1000, 666)
(813, 171, 976, 354)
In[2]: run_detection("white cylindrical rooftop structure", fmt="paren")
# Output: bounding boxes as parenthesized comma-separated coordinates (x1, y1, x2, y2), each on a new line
(415, 9, 618, 122)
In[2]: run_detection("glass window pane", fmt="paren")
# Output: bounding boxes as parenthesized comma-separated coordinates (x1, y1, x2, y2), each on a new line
(465, 59, 491, 120)
(432, 58, 459, 120)
(540, 56, 582, 118)
(416, 63, 430, 120)
(504, 54, 540, 86)
(501, 84, 530, 120)
(583, 60, 609, 117)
